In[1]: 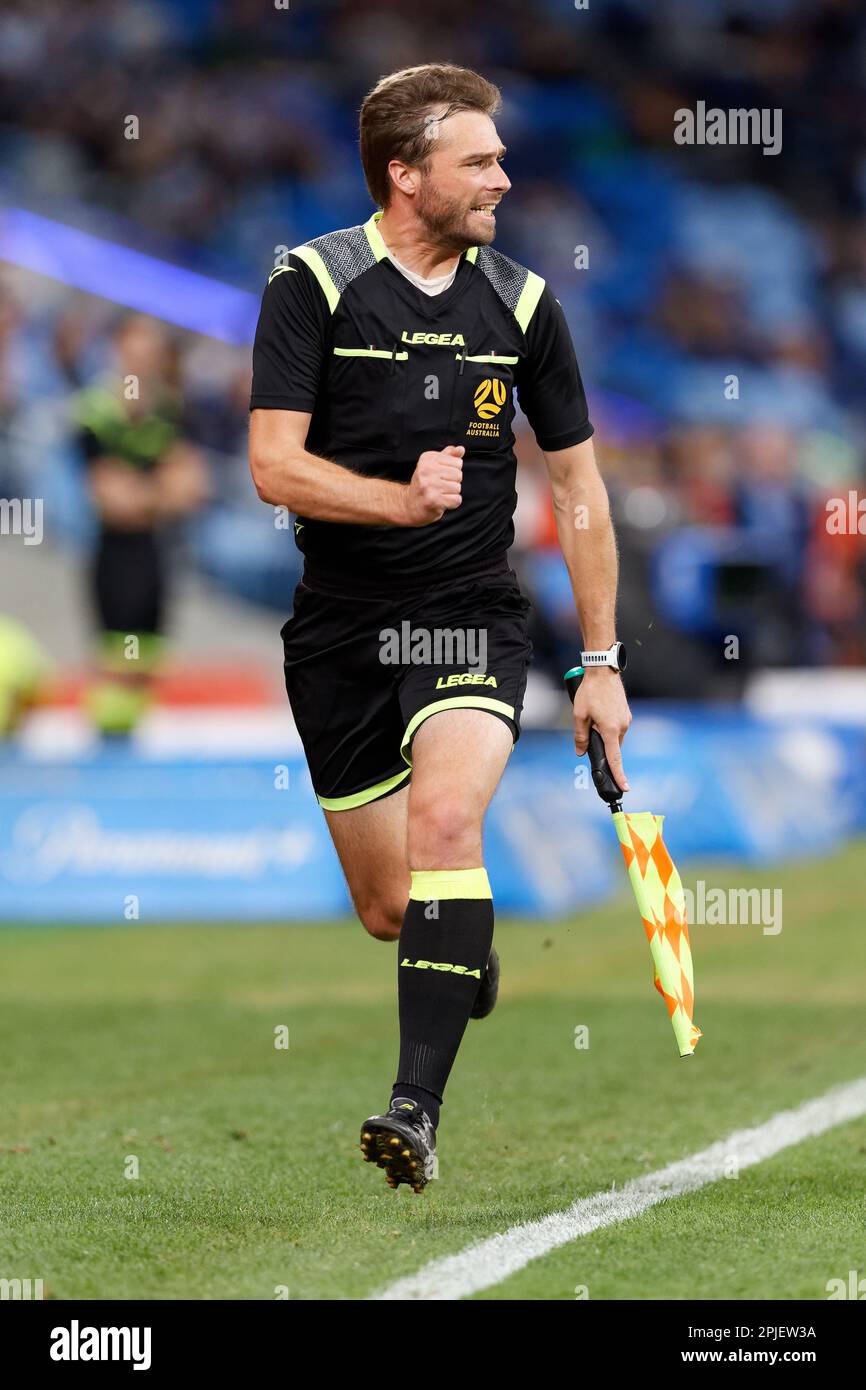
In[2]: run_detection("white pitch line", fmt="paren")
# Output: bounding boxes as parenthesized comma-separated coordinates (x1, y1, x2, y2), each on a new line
(373, 1076, 866, 1301)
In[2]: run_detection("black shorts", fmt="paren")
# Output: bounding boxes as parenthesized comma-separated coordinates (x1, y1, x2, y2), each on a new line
(281, 565, 533, 810)
(92, 530, 164, 635)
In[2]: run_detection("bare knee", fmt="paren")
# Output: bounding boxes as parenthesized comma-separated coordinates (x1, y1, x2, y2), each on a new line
(407, 795, 482, 868)
(356, 898, 404, 941)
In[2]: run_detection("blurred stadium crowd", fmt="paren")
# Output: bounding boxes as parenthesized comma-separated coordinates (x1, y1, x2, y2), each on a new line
(1, 0, 864, 711)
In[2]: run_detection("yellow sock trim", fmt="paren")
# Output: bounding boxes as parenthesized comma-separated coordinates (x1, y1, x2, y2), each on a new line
(409, 868, 491, 901)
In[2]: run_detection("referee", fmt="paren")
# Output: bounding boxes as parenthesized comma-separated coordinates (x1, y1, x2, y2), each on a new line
(249, 63, 632, 1193)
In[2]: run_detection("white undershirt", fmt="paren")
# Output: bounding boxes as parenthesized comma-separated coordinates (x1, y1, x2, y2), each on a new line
(388, 248, 458, 297)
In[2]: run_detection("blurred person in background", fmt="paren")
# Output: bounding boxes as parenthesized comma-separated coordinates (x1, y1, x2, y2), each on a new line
(75, 313, 209, 734)
(0, 616, 50, 738)
(805, 494, 866, 665)
(0, 285, 24, 491)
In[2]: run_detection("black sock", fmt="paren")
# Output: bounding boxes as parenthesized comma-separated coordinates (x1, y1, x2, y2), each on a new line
(391, 868, 494, 1129)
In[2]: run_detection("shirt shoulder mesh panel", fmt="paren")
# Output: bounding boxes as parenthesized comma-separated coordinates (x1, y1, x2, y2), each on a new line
(303, 224, 377, 294)
(473, 245, 531, 315)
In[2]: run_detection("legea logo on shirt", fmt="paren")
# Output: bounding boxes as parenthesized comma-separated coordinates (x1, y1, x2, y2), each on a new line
(400, 331, 466, 345)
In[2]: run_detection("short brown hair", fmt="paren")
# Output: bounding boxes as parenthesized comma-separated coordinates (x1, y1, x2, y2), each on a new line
(359, 64, 502, 208)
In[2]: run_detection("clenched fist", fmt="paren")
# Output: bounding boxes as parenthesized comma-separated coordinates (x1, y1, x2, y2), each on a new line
(401, 446, 464, 526)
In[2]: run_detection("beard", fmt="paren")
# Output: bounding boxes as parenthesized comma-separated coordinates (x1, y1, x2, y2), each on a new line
(415, 179, 496, 251)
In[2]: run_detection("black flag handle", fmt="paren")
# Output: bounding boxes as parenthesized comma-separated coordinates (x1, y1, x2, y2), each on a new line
(564, 666, 624, 812)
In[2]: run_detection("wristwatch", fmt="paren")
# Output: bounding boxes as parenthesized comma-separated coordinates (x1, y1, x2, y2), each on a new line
(579, 641, 627, 672)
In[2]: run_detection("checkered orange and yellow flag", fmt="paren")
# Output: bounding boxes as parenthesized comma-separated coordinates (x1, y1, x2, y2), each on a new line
(612, 811, 702, 1058)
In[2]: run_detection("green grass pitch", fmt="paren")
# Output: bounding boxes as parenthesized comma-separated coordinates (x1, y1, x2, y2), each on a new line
(1, 841, 865, 1300)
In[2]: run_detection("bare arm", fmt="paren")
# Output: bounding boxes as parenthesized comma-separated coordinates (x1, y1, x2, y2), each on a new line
(88, 459, 162, 529)
(153, 442, 211, 517)
(87, 443, 209, 529)
(249, 408, 464, 528)
(544, 436, 632, 790)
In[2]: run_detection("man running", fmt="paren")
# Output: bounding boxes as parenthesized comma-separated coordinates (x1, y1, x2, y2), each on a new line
(249, 63, 631, 1193)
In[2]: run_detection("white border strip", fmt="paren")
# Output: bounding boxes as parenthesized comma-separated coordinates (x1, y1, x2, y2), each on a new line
(373, 1077, 866, 1300)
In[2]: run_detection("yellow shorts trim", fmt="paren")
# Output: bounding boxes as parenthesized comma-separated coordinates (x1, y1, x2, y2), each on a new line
(400, 696, 516, 768)
(317, 766, 410, 812)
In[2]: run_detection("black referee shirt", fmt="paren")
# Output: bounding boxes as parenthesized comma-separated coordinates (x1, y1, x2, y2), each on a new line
(250, 210, 593, 589)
